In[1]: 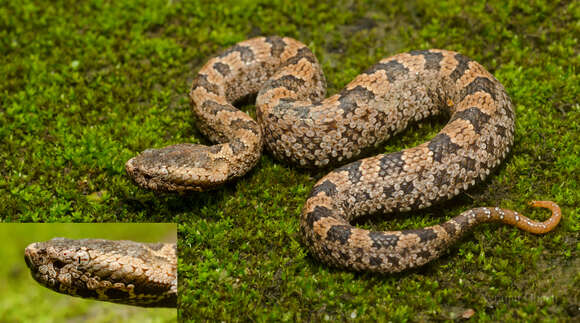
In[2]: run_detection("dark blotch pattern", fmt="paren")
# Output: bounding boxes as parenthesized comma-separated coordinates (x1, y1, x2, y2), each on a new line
(355, 190, 372, 204)
(192, 74, 220, 95)
(449, 53, 472, 82)
(369, 232, 399, 249)
(353, 247, 364, 265)
(338, 160, 363, 184)
(326, 225, 352, 245)
(219, 45, 255, 63)
(402, 228, 437, 243)
(305, 205, 333, 229)
(450, 106, 491, 133)
(409, 50, 443, 70)
(428, 133, 461, 163)
(201, 100, 237, 115)
(285, 47, 317, 65)
(281, 104, 310, 119)
(266, 74, 305, 93)
(460, 76, 498, 101)
(229, 138, 247, 155)
(365, 60, 409, 82)
(213, 62, 231, 76)
(378, 151, 404, 177)
(337, 85, 375, 116)
(310, 179, 338, 198)
(441, 222, 457, 236)
(265, 36, 286, 57)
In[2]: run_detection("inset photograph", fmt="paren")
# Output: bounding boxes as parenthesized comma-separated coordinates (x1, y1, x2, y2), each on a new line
(0, 223, 176, 323)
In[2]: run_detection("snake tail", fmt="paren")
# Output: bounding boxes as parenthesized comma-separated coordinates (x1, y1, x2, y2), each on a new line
(301, 200, 561, 273)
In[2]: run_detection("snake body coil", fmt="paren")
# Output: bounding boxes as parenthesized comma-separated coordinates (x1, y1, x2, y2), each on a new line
(24, 238, 177, 307)
(126, 37, 561, 273)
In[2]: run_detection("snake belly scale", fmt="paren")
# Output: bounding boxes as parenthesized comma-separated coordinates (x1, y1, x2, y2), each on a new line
(126, 36, 561, 273)
(25, 238, 177, 307)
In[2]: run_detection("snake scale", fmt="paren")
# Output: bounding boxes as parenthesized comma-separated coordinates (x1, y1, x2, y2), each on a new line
(25, 238, 177, 307)
(120, 36, 561, 273)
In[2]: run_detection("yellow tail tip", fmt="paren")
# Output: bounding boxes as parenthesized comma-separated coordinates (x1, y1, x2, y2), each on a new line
(523, 200, 562, 234)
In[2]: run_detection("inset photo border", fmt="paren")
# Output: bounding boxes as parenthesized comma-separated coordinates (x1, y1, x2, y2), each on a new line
(0, 223, 176, 323)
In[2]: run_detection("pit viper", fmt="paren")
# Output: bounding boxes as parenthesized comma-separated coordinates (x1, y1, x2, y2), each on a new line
(125, 36, 561, 273)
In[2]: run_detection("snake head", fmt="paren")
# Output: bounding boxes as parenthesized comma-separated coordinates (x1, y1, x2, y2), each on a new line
(125, 143, 230, 192)
(24, 238, 91, 296)
(25, 238, 177, 307)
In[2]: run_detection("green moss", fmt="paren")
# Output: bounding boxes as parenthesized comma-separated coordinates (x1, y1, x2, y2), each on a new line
(0, 0, 578, 322)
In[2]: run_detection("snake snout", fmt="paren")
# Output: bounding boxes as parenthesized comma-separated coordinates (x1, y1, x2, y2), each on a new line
(24, 243, 39, 268)
(24, 248, 34, 269)
(24, 243, 49, 275)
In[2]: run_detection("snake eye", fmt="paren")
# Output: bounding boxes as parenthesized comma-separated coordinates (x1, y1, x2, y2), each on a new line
(52, 260, 66, 269)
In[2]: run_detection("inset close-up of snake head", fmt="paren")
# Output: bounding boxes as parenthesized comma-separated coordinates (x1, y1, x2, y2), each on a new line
(1, 0, 578, 322)
(1, 224, 176, 322)
(24, 238, 177, 308)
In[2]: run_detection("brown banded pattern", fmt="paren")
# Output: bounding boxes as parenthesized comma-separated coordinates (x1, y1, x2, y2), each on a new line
(124, 36, 561, 272)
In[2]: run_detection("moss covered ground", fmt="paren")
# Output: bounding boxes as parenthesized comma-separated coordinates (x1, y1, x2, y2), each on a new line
(0, 0, 578, 321)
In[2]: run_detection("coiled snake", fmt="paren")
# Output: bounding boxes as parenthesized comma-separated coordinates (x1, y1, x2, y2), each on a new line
(25, 238, 177, 307)
(124, 36, 561, 273)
